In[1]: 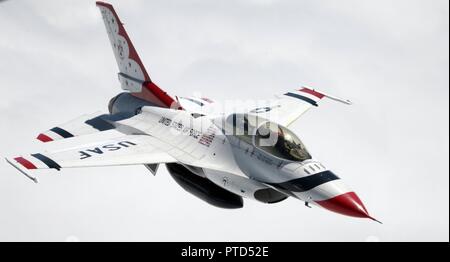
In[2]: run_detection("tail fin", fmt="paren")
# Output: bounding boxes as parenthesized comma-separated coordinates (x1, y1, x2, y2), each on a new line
(96, 1, 180, 109)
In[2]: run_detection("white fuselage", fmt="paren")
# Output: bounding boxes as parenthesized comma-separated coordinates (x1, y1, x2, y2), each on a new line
(113, 105, 352, 206)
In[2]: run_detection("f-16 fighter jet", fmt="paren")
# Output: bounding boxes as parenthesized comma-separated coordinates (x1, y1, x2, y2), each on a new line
(6, 2, 379, 222)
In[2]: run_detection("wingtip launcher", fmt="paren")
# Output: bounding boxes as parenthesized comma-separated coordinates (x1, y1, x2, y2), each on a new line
(5, 157, 39, 183)
(304, 87, 353, 105)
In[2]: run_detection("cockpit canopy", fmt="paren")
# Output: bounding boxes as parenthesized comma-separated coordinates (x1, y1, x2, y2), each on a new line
(224, 114, 311, 162)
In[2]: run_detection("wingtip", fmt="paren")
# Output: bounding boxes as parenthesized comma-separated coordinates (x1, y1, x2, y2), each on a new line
(5, 157, 39, 183)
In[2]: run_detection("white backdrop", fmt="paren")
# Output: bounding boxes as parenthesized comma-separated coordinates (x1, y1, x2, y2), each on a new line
(0, 0, 448, 241)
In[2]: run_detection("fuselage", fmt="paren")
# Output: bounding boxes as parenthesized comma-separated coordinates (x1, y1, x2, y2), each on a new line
(108, 92, 375, 220)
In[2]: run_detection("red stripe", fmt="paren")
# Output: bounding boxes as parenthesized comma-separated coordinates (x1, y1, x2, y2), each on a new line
(299, 88, 325, 99)
(142, 81, 182, 109)
(37, 133, 53, 142)
(14, 157, 37, 170)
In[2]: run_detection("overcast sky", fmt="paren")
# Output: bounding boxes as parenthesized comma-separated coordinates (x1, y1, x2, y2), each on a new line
(0, 0, 448, 241)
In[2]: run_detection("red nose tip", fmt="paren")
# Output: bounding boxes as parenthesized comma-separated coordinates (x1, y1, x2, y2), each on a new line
(316, 192, 380, 223)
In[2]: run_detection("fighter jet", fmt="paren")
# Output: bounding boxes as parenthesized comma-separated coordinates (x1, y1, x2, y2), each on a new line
(6, 1, 379, 222)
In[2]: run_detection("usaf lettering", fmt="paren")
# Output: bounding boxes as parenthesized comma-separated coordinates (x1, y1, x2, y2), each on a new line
(79, 141, 137, 159)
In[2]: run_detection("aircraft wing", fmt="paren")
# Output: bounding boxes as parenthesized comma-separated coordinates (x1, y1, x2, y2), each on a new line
(248, 87, 351, 127)
(6, 133, 176, 183)
(35, 112, 119, 142)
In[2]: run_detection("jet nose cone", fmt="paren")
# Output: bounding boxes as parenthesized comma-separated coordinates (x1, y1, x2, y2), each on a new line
(316, 192, 380, 223)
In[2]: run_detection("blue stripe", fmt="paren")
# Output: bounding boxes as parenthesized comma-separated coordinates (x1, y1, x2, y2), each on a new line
(270, 171, 340, 192)
(284, 92, 318, 107)
(31, 153, 61, 170)
(50, 127, 74, 138)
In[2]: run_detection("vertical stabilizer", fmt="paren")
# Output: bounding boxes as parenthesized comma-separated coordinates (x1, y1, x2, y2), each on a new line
(96, 2, 180, 109)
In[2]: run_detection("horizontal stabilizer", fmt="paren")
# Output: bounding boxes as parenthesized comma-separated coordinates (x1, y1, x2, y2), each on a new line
(36, 112, 109, 143)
